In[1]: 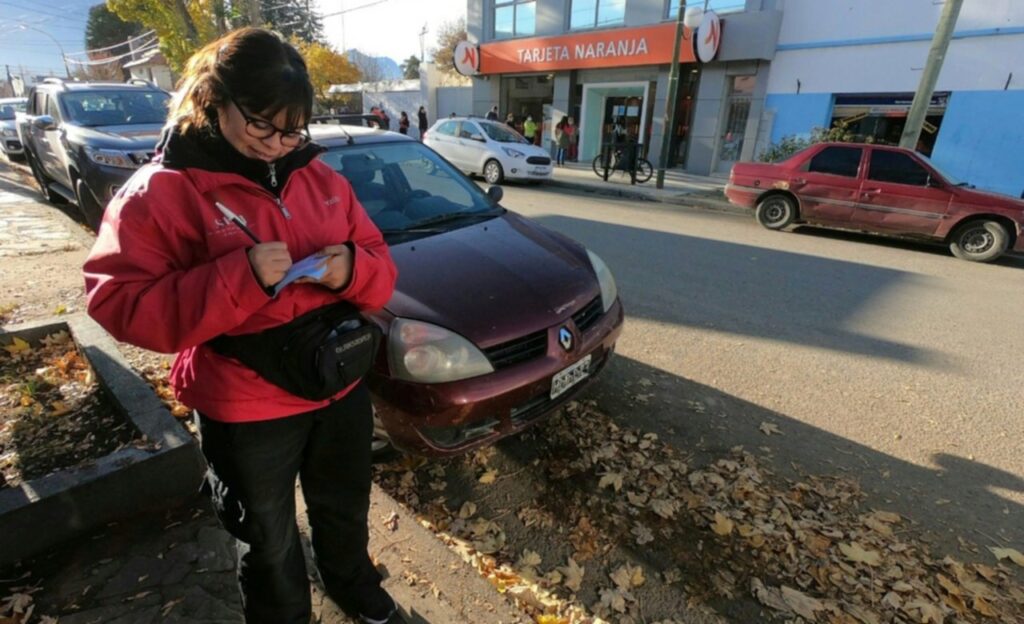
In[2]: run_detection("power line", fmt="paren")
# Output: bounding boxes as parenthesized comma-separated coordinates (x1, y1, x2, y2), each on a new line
(0, 1, 89, 25)
(65, 29, 156, 56)
(321, 0, 390, 19)
(64, 41, 159, 65)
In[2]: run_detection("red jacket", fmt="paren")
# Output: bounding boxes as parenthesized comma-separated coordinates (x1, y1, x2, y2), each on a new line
(83, 154, 398, 423)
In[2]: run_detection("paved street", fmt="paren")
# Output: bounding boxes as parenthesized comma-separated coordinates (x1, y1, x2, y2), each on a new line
(498, 183, 1024, 549)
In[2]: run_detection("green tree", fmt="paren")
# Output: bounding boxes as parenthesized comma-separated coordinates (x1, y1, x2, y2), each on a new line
(400, 55, 420, 80)
(430, 17, 465, 78)
(85, 4, 143, 51)
(758, 125, 858, 163)
(263, 0, 322, 43)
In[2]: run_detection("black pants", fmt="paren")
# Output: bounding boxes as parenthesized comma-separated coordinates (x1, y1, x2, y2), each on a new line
(197, 383, 381, 624)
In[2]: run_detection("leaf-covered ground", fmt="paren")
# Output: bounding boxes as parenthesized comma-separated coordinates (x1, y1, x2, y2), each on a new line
(0, 332, 137, 489)
(374, 400, 1024, 624)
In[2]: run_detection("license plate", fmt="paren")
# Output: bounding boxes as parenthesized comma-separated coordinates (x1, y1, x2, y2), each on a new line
(529, 168, 549, 175)
(550, 354, 592, 400)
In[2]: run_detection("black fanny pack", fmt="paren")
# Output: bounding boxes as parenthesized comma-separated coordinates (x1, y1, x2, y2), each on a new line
(208, 301, 382, 401)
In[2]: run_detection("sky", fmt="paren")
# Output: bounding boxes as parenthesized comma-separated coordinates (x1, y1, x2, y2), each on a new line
(0, 0, 467, 81)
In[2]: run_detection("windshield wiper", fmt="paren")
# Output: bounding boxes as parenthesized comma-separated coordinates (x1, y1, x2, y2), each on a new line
(382, 209, 503, 234)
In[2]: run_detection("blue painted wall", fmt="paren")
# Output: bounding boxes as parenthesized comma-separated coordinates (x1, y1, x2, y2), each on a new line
(764, 93, 834, 145)
(931, 91, 1024, 198)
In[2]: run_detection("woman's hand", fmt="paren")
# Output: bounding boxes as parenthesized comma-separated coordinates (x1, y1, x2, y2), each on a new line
(298, 244, 353, 290)
(247, 242, 292, 288)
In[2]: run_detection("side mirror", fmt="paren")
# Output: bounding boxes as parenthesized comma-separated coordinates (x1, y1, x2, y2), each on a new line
(486, 185, 503, 203)
(33, 115, 56, 131)
(926, 175, 943, 189)
(470, 134, 486, 142)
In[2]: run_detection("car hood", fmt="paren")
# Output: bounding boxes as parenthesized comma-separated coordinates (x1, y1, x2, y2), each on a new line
(384, 212, 600, 348)
(0, 119, 16, 131)
(954, 186, 1024, 209)
(67, 123, 164, 150)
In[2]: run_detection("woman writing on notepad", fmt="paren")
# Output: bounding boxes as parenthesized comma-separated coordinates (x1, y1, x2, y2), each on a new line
(82, 28, 399, 624)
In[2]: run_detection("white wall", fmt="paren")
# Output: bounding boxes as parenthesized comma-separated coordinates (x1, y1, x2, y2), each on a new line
(767, 35, 1024, 94)
(775, 0, 1024, 45)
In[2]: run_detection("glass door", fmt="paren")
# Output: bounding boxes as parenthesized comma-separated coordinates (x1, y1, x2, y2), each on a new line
(715, 75, 755, 173)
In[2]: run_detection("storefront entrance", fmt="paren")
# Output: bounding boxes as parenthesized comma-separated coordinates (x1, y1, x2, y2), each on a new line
(501, 74, 554, 140)
(579, 82, 650, 162)
(831, 93, 948, 156)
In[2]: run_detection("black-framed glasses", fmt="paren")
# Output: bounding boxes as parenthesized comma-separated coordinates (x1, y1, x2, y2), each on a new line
(230, 97, 309, 147)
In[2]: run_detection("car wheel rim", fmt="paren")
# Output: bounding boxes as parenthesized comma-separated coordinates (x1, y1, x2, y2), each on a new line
(962, 228, 994, 254)
(763, 201, 788, 224)
(372, 413, 390, 452)
(486, 163, 499, 183)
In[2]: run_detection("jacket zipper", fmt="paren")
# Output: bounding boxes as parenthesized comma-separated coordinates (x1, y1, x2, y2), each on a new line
(276, 196, 292, 219)
(266, 163, 292, 219)
(267, 162, 278, 188)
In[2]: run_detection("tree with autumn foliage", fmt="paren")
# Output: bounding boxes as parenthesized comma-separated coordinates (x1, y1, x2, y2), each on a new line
(430, 17, 466, 78)
(107, 0, 226, 73)
(291, 39, 361, 109)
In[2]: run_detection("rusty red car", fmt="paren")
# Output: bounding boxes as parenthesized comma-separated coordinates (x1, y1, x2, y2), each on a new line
(725, 143, 1024, 262)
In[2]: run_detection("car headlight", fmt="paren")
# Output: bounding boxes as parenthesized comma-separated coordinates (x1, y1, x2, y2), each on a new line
(1, 128, 16, 138)
(587, 250, 618, 313)
(85, 147, 143, 169)
(502, 147, 525, 159)
(388, 318, 494, 383)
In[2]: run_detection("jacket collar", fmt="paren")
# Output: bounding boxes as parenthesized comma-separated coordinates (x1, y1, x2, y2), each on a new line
(155, 125, 326, 195)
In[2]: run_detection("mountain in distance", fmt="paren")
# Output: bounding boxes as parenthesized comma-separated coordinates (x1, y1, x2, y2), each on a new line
(345, 49, 403, 81)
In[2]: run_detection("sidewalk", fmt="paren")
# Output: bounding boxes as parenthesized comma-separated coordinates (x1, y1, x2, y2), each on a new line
(0, 158, 525, 624)
(546, 159, 744, 214)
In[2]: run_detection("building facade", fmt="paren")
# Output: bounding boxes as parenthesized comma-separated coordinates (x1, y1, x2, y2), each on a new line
(765, 0, 1024, 196)
(465, 0, 782, 175)
(465, 0, 1024, 195)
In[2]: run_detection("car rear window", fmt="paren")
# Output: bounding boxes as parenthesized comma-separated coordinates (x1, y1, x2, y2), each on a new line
(807, 146, 862, 178)
(868, 150, 930, 186)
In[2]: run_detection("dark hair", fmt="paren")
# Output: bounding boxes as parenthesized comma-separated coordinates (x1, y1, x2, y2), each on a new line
(169, 28, 313, 134)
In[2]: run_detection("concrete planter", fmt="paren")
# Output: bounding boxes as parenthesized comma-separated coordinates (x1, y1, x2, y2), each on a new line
(0, 315, 204, 567)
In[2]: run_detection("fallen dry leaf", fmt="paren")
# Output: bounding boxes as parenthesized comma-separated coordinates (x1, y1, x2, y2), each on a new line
(840, 542, 882, 567)
(759, 421, 782, 436)
(559, 557, 585, 592)
(782, 585, 824, 620)
(989, 547, 1024, 567)
(478, 469, 498, 484)
(710, 512, 734, 536)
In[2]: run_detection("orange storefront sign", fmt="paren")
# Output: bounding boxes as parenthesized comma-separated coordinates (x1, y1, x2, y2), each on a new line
(479, 23, 696, 74)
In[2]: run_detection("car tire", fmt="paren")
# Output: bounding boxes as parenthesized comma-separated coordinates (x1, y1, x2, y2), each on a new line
(949, 219, 1009, 263)
(26, 151, 67, 205)
(75, 178, 105, 231)
(483, 159, 504, 185)
(755, 194, 797, 230)
(371, 408, 397, 462)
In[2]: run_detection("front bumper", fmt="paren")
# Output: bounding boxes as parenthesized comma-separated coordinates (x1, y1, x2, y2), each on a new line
(368, 298, 625, 457)
(505, 161, 553, 181)
(80, 160, 139, 204)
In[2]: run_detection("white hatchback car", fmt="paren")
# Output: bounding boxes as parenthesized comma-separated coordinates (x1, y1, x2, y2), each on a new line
(424, 117, 553, 184)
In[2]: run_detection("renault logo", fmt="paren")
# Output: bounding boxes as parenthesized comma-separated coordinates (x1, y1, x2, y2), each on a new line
(559, 327, 574, 352)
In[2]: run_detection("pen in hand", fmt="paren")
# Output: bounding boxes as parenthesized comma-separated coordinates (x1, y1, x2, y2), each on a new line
(216, 202, 262, 244)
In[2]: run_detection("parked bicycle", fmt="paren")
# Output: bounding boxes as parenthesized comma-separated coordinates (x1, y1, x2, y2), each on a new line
(592, 142, 653, 184)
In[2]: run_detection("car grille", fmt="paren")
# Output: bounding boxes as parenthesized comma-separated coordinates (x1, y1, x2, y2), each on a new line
(483, 330, 547, 370)
(526, 156, 551, 165)
(572, 296, 604, 334)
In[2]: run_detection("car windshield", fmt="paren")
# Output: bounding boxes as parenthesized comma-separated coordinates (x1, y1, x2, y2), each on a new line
(917, 153, 965, 186)
(0, 101, 26, 120)
(320, 141, 503, 240)
(61, 90, 170, 126)
(480, 121, 529, 144)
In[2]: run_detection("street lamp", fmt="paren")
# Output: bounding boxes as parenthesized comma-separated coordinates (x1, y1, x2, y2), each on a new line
(655, 1, 705, 188)
(17, 24, 72, 78)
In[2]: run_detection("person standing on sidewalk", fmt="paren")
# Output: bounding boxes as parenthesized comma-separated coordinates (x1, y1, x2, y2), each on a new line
(554, 115, 569, 166)
(486, 105, 498, 121)
(565, 116, 578, 162)
(523, 115, 537, 145)
(82, 28, 399, 624)
(398, 111, 410, 135)
(417, 106, 428, 141)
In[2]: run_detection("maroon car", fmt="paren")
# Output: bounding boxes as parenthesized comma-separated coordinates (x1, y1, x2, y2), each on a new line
(312, 125, 624, 457)
(725, 143, 1024, 262)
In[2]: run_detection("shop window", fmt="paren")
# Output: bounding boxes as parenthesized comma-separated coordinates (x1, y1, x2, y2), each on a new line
(868, 150, 930, 186)
(807, 146, 863, 178)
(495, 0, 536, 39)
(570, 0, 626, 30)
(716, 75, 755, 167)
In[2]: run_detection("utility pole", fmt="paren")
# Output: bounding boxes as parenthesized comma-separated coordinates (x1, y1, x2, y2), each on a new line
(899, 0, 964, 150)
(655, 0, 687, 189)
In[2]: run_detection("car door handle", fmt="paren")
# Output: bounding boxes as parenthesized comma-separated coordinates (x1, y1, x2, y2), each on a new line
(861, 188, 881, 197)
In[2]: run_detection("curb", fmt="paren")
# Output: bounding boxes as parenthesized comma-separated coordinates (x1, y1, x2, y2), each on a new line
(544, 177, 750, 217)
